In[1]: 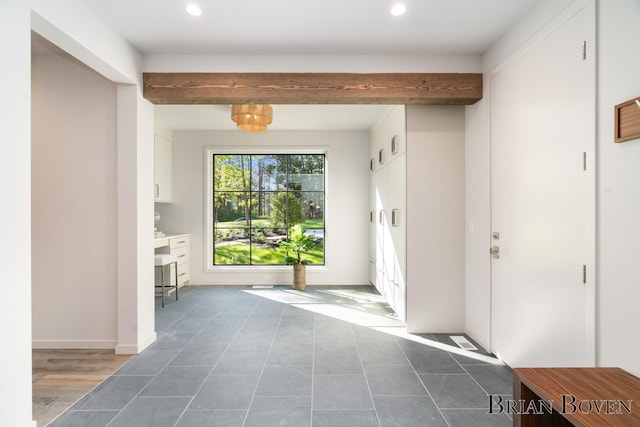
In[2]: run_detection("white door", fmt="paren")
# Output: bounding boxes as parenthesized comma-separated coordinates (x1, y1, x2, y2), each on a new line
(369, 176, 378, 291)
(388, 155, 406, 321)
(374, 170, 387, 298)
(490, 3, 595, 367)
(377, 163, 395, 306)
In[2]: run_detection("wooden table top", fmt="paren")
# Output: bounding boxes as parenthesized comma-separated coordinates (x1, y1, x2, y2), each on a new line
(514, 368, 640, 427)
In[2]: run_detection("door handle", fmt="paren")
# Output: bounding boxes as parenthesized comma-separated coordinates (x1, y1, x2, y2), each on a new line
(490, 245, 500, 259)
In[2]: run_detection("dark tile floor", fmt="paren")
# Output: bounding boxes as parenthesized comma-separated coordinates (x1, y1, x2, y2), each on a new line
(47, 285, 513, 427)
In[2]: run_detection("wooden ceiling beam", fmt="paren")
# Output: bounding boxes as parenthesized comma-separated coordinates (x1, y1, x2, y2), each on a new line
(143, 72, 482, 105)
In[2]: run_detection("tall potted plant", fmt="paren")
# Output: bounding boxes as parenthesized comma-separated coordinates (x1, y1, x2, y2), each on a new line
(280, 224, 317, 290)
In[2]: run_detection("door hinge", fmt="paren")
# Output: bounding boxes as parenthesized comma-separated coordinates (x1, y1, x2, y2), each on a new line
(490, 245, 500, 259)
(583, 265, 587, 284)
(583, 152, 587, 171)
(582, 41, 587, 60)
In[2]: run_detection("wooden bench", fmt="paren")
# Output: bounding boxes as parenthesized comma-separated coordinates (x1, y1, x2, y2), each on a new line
(513, 368, 640, 426)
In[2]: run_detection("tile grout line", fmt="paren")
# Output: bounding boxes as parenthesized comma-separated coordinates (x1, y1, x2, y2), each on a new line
(72, 293, 212, 427)
(169, 290, 251, 427)
(351, 324, 382, 427)
(239, 298, 285, 427)
(46, 286, 513, 427)
(454, 361, 515, 426)
(309, 307, 316, 427)
(456, 353, 512, 406)
(396, 337, 453, 427)
(104, 301, 208, 427)
(157, 292, 227, 427)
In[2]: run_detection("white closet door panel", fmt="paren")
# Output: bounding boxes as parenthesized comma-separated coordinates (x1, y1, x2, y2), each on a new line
(490, 3, 595, 367)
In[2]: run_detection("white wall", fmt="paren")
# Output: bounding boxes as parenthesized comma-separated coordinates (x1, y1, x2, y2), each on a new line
(29, 0, 155, 356)
(406, 105, 465, 332)
(116, 85, 157, 354)
(132, 89, 157, 352)
(156, 130, 370, 286)
(31, 0, 141, 83)
(31, 40, 118, 348)
(144, 53, 482, 73)
(0, 2, 36, 426)
(596, 0, 640, 376)
(1, 0, 151, 424)
(466, 0, 640, 376)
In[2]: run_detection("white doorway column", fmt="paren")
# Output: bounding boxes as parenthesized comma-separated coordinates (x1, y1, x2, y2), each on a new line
(116, 85, 156, 353)
(0, 2, 35, 427)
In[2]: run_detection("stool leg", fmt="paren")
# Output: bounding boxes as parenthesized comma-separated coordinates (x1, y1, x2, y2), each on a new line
(160, 264, 166, 308)
(174, 261, 179, 301)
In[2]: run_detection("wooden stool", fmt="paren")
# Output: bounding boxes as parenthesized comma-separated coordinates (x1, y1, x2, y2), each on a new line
(154, 254, 178, 307)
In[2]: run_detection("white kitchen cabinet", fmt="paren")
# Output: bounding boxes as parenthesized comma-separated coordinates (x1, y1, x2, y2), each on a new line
(154, 134, 173, 203)
(369, 106, 406, 321)
(370, 105, 465, 331)
(169, 235, 190, 287)
(388, 105, 406, 155)
(155, 234, 191, 289)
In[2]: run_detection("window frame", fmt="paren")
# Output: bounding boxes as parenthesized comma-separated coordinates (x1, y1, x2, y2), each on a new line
(205, 147, 327, 271)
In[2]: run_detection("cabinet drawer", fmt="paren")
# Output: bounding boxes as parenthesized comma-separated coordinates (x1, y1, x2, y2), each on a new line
(169, 235, 190, 250)
(171, 245, 190, 265)
(170, 263, 191, 286)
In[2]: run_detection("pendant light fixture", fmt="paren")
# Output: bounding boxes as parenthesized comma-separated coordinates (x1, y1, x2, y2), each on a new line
(231, 104, 273, 132)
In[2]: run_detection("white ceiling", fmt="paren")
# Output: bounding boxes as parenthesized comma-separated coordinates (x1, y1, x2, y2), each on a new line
(80, 0, 541, 131)
(83, 0, 540, 56)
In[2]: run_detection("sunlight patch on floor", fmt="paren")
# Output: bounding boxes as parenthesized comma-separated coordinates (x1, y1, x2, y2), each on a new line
(289, 303, 403, 327)
(243, 288, 505, 366)
(371, 326, 504, 365)
(244, 288, 321, 304)
(316, 288, 388, 303)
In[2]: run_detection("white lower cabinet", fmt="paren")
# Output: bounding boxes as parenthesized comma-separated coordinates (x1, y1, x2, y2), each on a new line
(155, 234, 191, 289)
(169, 235, 191, 287)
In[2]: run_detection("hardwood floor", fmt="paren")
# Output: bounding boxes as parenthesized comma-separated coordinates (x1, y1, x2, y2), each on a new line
(32, 349, 133, 426)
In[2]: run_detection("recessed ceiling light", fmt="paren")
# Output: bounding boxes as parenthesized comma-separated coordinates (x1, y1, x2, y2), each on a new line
(390, 3, 406, 16)
(185, 4, 202, 16)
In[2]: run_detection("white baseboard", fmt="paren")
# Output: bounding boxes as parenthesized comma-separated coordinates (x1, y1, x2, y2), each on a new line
(137, 331, 157, 353)
(115, 331, 157, 355)
(114, 344, 139, 354)
(32, 339, 116, 349)
(32, 333, 158, 354)
(188, 280, 364, 286)
(23, 421, 37, 427)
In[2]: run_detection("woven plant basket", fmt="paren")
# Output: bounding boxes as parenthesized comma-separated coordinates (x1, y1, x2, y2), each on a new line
(293, 264, 306, 291)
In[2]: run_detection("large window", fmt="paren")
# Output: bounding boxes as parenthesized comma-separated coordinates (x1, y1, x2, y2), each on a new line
(210, 153, 325, 266)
